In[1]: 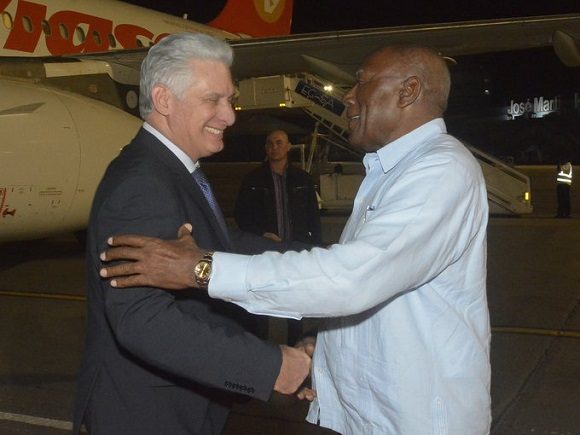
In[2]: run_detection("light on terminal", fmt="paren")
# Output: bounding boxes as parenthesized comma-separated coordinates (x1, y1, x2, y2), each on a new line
(323, 84, 333, 92)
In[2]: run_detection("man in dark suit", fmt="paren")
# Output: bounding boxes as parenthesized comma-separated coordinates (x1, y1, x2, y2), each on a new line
(235, 129, 321, 246)
(73, 33, 311, 435)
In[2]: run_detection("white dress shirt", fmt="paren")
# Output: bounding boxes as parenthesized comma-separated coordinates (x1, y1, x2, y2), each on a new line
(210, 119, 491, 434)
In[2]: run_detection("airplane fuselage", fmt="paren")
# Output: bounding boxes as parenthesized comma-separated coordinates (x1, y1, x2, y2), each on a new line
(0, 0, 238, 57)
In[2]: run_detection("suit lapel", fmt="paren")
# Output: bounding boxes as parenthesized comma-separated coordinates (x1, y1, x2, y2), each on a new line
(136, 129, 233, 250)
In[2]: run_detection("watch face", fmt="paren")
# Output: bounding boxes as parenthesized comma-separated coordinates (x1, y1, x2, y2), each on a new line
(195, 260, 212, 281)
(194, 253, 214, 287)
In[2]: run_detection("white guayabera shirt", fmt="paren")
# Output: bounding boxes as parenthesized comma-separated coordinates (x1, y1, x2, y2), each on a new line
(210, 118, 492, 435)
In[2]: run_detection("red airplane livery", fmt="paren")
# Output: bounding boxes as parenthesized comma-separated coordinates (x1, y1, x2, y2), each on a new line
(0, 0, 293, 56)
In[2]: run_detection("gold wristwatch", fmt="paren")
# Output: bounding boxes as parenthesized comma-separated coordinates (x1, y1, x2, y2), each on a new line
(193, 252, 214, 288)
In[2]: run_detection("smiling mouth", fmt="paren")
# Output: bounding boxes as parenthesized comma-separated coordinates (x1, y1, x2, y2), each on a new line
(205, 126, 224, 135)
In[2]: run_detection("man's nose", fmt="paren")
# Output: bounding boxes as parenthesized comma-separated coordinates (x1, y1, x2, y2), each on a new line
(343, 84, 357, 105)
(221, 101, 236, 126)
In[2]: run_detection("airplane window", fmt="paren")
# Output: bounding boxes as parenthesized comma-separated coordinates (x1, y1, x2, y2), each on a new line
(92, 30, 101, 45)
(1, 12, 13, 30)
(108, 34, 117, 48)
(126, 90, 139, 110)
(22, 15, 32, 33)
(41, 19, 51, 35)
(74, 26, 86, 44)
(59, 23, 69, 40)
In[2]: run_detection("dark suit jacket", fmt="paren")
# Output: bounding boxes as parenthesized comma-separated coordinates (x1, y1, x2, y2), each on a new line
(73, 128, 282, 435)
(234, 163, 322, 245)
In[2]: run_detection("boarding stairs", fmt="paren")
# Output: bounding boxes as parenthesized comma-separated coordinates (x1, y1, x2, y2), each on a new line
(237, 73, 533, 215)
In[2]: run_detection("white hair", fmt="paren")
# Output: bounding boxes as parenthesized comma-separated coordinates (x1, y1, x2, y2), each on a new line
(139, 32, 233, 119)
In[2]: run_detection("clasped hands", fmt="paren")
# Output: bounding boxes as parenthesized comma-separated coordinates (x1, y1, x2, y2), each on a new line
(100, 223, 317, 400)
(293, 336, 317, 401)
(274, 337, 316, 400)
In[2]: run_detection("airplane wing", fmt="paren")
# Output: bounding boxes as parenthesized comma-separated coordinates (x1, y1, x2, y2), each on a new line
(56, 13, 580, 89)
(228, 14, 580, 85)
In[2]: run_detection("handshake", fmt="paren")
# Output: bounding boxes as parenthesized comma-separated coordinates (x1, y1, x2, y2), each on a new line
(273, 336, 316, 401)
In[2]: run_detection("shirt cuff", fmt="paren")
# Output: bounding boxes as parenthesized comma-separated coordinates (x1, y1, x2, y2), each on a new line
(208, 252, 251, 302)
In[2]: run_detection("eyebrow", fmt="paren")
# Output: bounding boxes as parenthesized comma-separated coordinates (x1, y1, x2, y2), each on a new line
(202, 91, 236, 100)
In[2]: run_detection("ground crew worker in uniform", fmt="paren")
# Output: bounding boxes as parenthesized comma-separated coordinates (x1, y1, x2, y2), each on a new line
(556, 160, 573, 218)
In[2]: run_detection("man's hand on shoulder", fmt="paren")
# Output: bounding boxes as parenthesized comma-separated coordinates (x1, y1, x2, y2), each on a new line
(273, 345, 311, 395)
(100, 223, 202, 289)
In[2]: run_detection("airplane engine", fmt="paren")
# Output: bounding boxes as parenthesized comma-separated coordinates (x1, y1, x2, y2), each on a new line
(0, 77, 141, 241)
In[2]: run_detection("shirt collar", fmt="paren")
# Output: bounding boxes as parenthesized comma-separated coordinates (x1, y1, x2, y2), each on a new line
(143, 122, 198, 173)
(363, 118, 447, 174)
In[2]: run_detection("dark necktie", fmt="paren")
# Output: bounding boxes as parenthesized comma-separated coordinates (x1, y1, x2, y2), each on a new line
(192, 168, 230, 240)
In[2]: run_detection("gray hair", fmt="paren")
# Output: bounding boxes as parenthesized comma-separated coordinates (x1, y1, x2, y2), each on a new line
(139, 32, 233, 119)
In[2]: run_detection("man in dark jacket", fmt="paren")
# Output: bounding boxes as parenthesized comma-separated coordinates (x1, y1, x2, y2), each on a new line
(234, 130, 322, 246)
(73, 33, 310, 435)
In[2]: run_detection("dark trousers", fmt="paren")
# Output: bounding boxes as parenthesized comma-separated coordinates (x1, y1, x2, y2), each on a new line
(557, 183, 571, 217)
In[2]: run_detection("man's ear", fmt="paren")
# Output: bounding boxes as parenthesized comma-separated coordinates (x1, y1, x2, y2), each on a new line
(398, 76, 421, 108)
(151, 85, 172, 116)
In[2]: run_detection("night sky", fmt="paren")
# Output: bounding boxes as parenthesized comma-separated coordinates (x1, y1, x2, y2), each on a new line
(127, 0, 580, 33)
